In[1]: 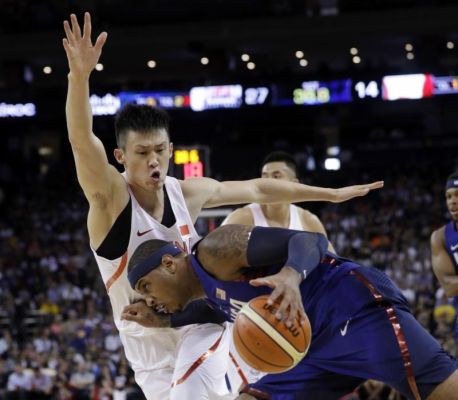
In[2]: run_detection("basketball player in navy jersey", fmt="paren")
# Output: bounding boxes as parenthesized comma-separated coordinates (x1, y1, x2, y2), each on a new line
(126, 224, 458, 400)
(431, 172, 458, 338)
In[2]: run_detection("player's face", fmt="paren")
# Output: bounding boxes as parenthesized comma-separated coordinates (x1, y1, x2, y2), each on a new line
(446, 188, 458, 221)
(119, 129, 172, 190)
(261, 161, 297, 182)
(135, 263, 186, 314)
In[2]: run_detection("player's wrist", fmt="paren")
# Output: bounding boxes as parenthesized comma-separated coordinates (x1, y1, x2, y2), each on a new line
(67, 71, 91, 82)
(282, 266, 304, 283)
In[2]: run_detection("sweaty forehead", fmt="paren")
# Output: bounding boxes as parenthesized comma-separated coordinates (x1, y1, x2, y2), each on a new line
(262, 161, 294, 176)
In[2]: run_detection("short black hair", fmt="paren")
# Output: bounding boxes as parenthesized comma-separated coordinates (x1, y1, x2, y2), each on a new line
(447, 172, 458, 182)
(261, 151, 298, 177)
(115, 104, 171, 149)
(128, 239, 169, 274)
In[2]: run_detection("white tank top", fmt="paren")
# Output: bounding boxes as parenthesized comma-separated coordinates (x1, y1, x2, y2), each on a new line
(247, 203, 304, 230)
(91, 176, 200, 372)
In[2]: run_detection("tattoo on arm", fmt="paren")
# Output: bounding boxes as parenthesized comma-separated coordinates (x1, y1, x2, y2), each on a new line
(201, 224, 251, 265)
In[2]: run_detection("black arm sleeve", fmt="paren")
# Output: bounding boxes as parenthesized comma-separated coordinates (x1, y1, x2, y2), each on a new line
(170, 299, 228, 327)
(246, 226, 328, 280)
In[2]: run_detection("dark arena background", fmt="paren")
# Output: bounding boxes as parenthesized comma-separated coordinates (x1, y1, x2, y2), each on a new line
(1, 1, 458, 399)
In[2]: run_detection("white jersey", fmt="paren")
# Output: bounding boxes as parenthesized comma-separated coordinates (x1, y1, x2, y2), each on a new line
(247, 203, 304, 230)
(91, 175, 201, 395)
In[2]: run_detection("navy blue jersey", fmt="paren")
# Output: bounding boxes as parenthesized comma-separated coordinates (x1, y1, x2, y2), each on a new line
(444, 221, 458, 327)
(190, 251, 456, 400)
(190, 252, 358, 323)
(444, 221, 458, 274)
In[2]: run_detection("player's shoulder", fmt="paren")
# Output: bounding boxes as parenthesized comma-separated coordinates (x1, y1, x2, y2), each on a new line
(221, 205, 254, 226)
(297, 207, 322, 224)
(431, 225, 446, 247)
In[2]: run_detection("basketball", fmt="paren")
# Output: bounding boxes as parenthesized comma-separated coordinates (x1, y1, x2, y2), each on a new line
(233, 295, 312, 374)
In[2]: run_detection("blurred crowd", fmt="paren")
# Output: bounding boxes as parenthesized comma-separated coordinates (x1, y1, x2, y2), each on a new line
(0, 162, 456, 400)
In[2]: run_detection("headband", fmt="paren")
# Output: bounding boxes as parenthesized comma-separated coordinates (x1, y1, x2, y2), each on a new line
(446, 179, 458, 191)
(128, 243, 182, 289)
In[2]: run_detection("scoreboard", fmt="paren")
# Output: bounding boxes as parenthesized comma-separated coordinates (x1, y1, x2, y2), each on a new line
(170, 146, 210, 180)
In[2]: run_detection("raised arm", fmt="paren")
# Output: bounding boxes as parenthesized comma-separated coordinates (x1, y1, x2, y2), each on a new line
(63, 13, 126, 247)
(431, 227, 458, 297)
(181, 177, 383, 216)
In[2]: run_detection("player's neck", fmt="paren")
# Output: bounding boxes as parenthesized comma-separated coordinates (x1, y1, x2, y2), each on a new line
(261, 203, 291, 228)
(131, 184, 165, 217)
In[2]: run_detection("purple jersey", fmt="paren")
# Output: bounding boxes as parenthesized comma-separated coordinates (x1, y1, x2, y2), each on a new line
(190, 250, 456, 400)
(190, 252, 357, 323)
(444, 221, 458, 273)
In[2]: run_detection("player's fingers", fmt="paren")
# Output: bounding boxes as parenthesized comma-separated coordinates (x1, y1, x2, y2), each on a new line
(266, 285, 283, 307)
(276, 294, 291, 322)
(285, 301, 298, 327)
(63, 20, 75, 43)
(121, 312, 138, 322)
(297, 301, 307, 325)
(82, 12, 92, 41)
(368, 180, 384, 189)
(70, 13, 82, 39)
(62, 38, 70, 54)
(94, 32, 108, 52)
(249, 278, 274, 288)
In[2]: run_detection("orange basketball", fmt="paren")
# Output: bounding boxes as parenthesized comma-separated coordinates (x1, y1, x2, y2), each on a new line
(233, 295, 312, 374)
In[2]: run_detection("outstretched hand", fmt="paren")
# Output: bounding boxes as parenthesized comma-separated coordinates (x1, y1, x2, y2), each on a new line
(250, 266, 306, 327)
(121, 300, 171, 328)
(62, 12, 107, 77)
(332, 181, 384, 203)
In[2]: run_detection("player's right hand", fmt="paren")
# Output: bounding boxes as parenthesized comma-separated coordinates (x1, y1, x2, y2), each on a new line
(332, 181, 384, 202)
(121, 300, 171, 328)
(249, 266, 305, 327)
(62, 12, 107, 77)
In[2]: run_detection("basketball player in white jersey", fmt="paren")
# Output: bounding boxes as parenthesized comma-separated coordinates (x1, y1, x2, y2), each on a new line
(223, 151, 335, 254)
(62, 12, 383, 400)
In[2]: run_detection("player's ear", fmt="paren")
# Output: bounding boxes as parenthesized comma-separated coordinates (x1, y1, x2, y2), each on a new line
(169, 142, 173, 159)
(162, 254, 177, 274)
(114, 148, 125, 166)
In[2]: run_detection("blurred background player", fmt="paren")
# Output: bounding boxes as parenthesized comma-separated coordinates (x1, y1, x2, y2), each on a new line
(62, 12, 382, 400)
(431, 172, 458, 339)
(223, 150, 335, 253)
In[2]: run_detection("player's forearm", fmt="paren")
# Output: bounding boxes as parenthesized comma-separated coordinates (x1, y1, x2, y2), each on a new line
(255, 179, 336, 203)
(66, 74, 94, 147)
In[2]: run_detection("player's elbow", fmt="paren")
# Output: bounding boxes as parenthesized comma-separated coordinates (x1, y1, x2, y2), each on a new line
(443, 284, 458, 298)
(441, 279, 458, 298)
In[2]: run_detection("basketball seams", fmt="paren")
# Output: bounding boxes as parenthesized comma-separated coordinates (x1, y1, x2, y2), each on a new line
(249, 300, 308, 354)
(240, 303, 305, 365)
(234, 321, 292, 370)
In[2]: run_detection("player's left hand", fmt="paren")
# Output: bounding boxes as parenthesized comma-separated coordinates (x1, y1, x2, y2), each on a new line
(121, 300, 171, 328)
(249, 266, 305, 327)
(332, 181, 384, 202)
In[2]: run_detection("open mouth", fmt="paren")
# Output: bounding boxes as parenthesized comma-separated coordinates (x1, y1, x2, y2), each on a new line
(150, 171, 161, 182)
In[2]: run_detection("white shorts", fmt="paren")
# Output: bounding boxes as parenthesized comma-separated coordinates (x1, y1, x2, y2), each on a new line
(171, 323, 233, 399)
